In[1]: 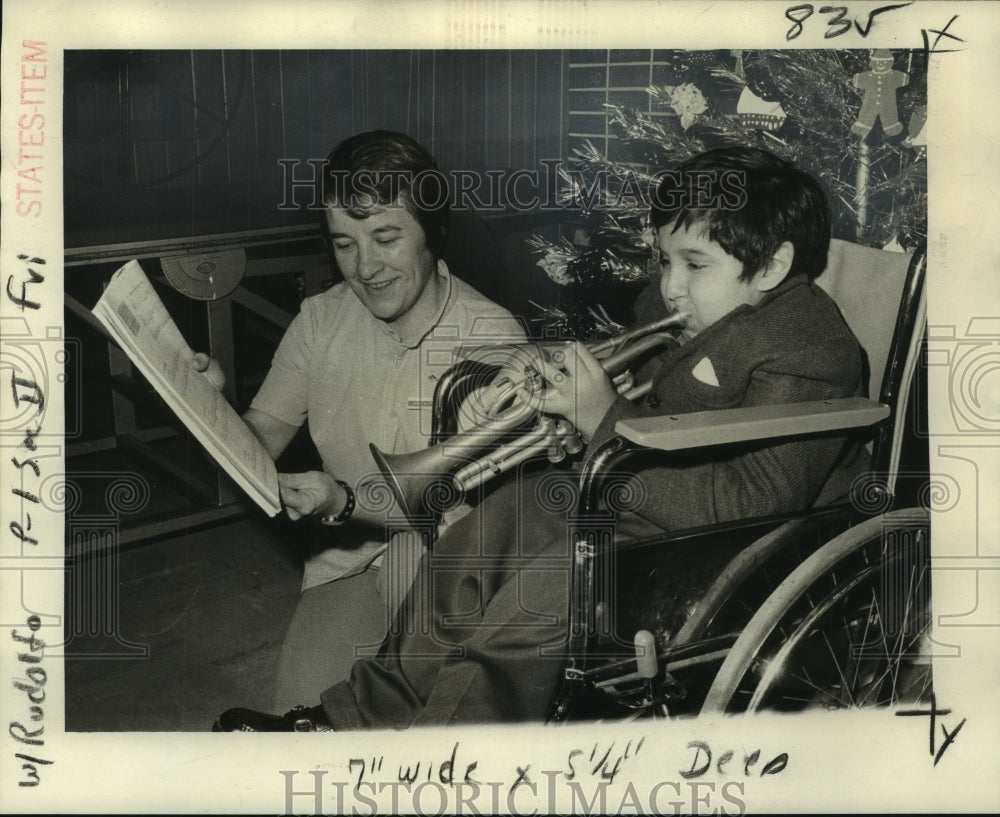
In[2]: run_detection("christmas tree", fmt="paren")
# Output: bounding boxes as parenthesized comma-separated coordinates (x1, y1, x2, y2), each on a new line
(530, 49, 928, 338)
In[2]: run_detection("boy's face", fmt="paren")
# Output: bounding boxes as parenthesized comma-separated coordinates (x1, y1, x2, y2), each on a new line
(655, 221, 766, 341)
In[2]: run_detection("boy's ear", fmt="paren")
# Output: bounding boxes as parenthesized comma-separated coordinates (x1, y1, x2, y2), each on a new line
(755, 241, 795, 292)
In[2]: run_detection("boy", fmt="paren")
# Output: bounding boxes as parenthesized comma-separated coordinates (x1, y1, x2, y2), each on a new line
(215, 146, 867, 730)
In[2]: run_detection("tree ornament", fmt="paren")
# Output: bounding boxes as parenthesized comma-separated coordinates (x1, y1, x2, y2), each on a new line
(851, 49, 909, 138)
(659, 49, 720, 81)
(742, 55, 784, 102)
(661, 83, 709, 130)
(536, 250, 573, 285)
(736, 86, 787, 132)
(529, 235, 580, 286)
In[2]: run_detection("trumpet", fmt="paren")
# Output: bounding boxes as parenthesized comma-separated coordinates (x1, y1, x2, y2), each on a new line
(371, 311, 688, 525)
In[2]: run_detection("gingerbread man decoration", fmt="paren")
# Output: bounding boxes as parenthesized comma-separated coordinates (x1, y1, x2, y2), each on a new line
(852, 49, 909, 138)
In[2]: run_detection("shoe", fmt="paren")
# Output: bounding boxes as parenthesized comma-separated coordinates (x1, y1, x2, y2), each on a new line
(212, 704, 332, 732)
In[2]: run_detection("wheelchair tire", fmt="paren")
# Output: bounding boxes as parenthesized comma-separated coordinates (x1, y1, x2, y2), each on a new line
(701, 507, 932, 714)
(672, 517, 826, 646)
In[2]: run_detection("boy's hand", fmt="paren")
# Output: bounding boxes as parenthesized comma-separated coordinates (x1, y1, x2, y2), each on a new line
(278, 471, 346, 521)
(456, 353, 542, 430)
(529, 342, 618, 441)
(190, 352, 226, 392)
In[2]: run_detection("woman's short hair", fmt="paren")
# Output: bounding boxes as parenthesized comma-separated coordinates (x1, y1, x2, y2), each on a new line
(320, 130, 450, 259)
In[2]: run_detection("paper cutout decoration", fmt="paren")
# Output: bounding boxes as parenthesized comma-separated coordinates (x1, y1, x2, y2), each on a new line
(851, 49, 909, 139)
(736, 86, 788, 132)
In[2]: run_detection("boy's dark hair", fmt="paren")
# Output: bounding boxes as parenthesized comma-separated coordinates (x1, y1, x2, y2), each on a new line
(650, 146, 831, 281)
(320, 130, 450, 259)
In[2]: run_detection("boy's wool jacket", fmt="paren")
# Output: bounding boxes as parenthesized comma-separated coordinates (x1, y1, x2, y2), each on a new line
(589, 272, 869, 530)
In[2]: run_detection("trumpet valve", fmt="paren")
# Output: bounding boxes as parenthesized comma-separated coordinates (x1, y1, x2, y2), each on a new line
(554, 419, 585, 456)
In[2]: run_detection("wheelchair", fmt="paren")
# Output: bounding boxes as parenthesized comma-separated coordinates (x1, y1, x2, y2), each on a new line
(550, 238, 931, 720)
(419, 238, 930, 722)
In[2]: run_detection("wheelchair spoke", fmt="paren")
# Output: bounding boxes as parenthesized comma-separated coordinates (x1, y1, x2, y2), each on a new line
(867, 560, 930, 703)
(848, 589, 876, 697)
(720, 515, 933, 715)
(860, 618, 931, 705)
(821, 629, 858, 707)
(586, 510, 932, 721)
(868, 586, 894, 703)
(775, 668, 850, 709)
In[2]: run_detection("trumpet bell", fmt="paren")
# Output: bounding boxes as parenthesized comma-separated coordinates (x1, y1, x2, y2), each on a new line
(370, 443, 462, 524)
(370, 443, 418, 523)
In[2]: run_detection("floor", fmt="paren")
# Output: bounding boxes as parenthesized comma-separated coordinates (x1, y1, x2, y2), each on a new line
(64, 514, 303, 732)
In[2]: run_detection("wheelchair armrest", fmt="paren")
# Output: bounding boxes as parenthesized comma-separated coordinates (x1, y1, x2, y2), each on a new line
(614, 396, 889, 451)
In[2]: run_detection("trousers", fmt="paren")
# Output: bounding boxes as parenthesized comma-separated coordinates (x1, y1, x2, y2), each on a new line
(318, 468, 665, 728)
(273, 534, 425, 713)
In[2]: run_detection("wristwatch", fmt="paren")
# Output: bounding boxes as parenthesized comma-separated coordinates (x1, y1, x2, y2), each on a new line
(318, 480, 355, 526)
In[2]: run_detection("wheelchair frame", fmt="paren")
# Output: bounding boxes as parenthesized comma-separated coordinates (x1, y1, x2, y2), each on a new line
(548, 243, 929, 720)
(421, 241, 929, 721)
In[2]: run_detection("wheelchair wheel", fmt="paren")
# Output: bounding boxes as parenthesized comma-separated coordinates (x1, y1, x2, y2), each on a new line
(702, 508, 932, 714)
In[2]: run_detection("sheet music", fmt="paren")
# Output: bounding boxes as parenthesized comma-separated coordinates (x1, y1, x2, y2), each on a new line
(92, 260, 281, 516)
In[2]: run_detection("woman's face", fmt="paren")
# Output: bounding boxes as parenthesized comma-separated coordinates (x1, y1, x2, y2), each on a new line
(325, 198, 439, 327)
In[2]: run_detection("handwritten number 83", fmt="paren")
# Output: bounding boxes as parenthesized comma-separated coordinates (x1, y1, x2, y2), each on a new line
(785, 2, 912, 40)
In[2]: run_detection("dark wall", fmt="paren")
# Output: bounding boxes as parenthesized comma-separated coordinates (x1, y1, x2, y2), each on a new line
(64, 49, 570, 320)
(64, 50, 577, 447)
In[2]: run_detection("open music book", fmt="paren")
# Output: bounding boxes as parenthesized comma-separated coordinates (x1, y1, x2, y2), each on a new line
(92, 260, 281, 517)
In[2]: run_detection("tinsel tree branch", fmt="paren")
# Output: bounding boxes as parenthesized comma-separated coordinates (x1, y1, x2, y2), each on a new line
(528, 48, 927, 337)
(526, 234, 579, 286)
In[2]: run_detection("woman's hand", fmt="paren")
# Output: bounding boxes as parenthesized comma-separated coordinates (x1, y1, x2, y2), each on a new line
(528, 341, 618, 441)
(277, 471, 347, 521)
(190, 352, 226, 392)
